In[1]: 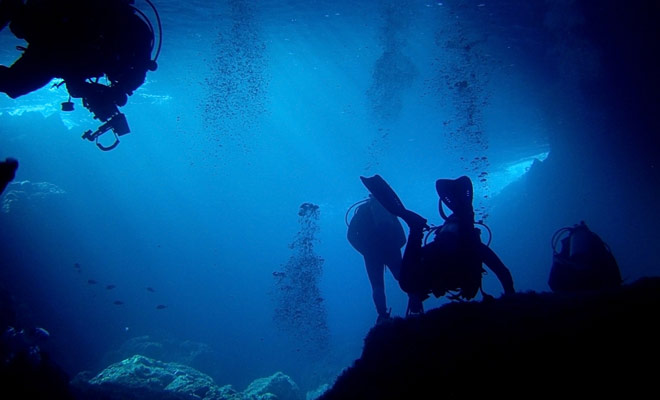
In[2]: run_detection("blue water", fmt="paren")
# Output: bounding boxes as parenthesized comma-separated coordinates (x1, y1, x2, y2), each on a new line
(1, 0, 658, 394)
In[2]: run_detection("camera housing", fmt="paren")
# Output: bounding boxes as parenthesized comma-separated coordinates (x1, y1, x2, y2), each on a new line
(61, 101, 74, 112)
(81, 113, 131, 151)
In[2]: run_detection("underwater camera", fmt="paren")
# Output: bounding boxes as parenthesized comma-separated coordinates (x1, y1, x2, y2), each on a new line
(82, 113, 131, 151)
(77, 83, 132, 151)
(61, 99, 75, 112)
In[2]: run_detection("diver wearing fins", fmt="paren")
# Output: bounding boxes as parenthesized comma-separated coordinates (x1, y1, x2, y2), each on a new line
(360, 175, 515, 315)
(347, 194, 409, 324)
(548, 221, 622, 292)
(0, 0, 162, 150)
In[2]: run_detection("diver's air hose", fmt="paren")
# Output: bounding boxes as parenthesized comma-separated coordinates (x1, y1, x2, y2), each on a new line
(145, 0, 163, 61)
(476, 222, 492, 247)
(423, 222, 493, 247)
(344, 199, 369, 227)
(551, 227, 572, 254)
(132, 0, 163, 62)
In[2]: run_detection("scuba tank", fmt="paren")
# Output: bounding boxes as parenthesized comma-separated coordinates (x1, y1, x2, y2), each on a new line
(346, 196, 406, 255)
(548, 221, 622, 292)
(428, 176, 489, 301)
(345, 198, 369, 227)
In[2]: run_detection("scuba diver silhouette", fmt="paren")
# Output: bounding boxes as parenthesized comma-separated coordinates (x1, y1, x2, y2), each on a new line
(347, 194, 409, 324)
(361, 175, 515, 315)
(548, 221, 622, 292)
(0, 0, 162, 150)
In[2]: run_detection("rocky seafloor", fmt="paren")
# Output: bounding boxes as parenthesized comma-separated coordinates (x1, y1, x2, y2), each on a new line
(70, 355, 318, 400)
(320, 277, 660, 399)
(2, 277, 659, 399)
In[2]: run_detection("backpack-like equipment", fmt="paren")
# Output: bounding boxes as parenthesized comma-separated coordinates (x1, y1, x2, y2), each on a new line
(424, 216, 485, 301)
(346, 197, 406, 256)
(548, 221, 622, 292)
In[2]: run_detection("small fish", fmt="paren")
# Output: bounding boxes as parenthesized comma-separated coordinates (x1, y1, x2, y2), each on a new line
(113, 300, 124, 305)
(272, 271, 286, 278)
(146, 287, 155, 293)
(74, 263, 81, 270)
(106, 285, 116, 290)
(87, 279, 98, 285)
(155, 304, 167, 310)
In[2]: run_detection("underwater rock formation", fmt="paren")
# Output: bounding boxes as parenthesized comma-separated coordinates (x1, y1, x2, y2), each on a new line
(243, 371, 303, 400)
(320, 277, 660, 399)
(1, 180, 66, 214)
(102, 335, 216, 377)
(72, 354, 236, 400)
(72, 355, 304, 400)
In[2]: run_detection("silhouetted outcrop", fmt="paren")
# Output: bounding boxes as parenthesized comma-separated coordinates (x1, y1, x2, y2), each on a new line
(321, 278, 660, 399)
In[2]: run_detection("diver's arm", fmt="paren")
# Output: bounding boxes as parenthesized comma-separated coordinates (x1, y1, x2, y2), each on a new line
(480, 243, 515, 295)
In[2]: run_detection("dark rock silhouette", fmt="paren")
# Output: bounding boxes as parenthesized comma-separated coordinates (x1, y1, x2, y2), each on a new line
(321, 277, 660, 399)
(1, 286, 74, 400)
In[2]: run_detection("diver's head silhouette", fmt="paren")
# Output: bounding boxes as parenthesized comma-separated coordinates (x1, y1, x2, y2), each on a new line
(435, 176, 474, 221)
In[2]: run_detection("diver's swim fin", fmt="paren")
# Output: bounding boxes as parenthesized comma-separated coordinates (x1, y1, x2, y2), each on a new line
(360, 175, 428, 229)
(360, 175, 407, 217)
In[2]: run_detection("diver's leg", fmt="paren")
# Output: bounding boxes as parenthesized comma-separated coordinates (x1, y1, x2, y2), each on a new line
(384, 247, 402, 281)
(0, 49, 53, 99)
(364, 255, 388, 317)
(400, 224, 427, 315)
(385, 247, 422, 314)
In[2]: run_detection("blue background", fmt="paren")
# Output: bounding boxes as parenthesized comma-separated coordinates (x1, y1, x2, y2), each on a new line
(1, 0, 658, 393)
